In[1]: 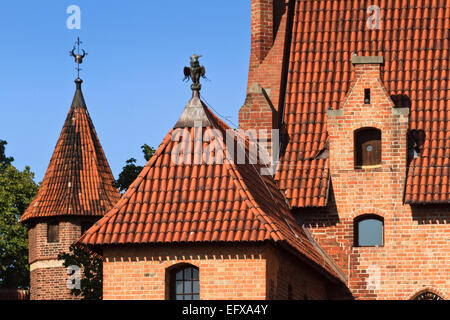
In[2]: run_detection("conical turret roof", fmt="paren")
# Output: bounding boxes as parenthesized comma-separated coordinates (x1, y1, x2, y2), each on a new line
(21, 79, 121, 223)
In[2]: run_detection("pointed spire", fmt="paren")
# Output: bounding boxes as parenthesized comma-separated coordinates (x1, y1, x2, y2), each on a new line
(69, 38, 88, 109)
(20, 42, 120, 223)
(71, 78, 87, 109)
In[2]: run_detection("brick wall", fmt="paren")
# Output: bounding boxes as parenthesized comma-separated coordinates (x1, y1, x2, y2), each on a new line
(239, 0, 293, 138)
(102, 242, 341, 300)
(296, 60, 450, 300)
(298, 205, 450, 300)
(265, 244, 348, 299)
(30, 267, 76, 300)
(251, 0, 274, 63)
(27, 216, 98, 300)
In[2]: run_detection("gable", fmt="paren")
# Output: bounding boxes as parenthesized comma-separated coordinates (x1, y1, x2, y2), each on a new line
(275, 0, 450, 206)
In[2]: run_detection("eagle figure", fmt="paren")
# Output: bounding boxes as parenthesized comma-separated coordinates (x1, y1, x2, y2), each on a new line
(183, 54, 206, 91)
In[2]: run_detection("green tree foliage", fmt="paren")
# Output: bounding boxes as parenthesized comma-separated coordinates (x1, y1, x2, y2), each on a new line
(0, 140, 38, 288)
(141, 143, 156, 161)
(115, 144, 155, 192)
(115, 158, 141, 193)
(57, 244, 102, 300)
(0, 140, 14, 169)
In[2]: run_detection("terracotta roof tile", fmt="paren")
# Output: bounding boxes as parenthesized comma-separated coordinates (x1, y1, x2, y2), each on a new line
(21, 79, 121, 222)
(77, 91, 346, 283)
(275, 0, 450, 206)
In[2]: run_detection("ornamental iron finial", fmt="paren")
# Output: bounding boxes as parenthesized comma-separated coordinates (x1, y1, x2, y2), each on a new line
(183, 54, 206, 92)
(70, 37, 87, 79)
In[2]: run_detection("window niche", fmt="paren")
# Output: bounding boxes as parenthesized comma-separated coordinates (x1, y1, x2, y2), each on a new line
(354, 127, 381, 168)
(47, 222, 60, 243)
(354, 215, 384, 247)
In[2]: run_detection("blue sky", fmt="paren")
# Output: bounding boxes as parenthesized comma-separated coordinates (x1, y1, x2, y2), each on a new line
(0, 1, 251, 182)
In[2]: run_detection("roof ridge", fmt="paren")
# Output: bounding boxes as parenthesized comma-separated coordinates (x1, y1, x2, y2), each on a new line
(202, 100, 290, 241)
(218, 134, 285, 241)
(77, 131, 173, 245)
(224, 160, 284, 241)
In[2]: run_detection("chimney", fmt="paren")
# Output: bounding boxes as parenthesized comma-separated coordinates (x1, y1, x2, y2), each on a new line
(352, 56, 384, 79)
(251, 0, 274, 62)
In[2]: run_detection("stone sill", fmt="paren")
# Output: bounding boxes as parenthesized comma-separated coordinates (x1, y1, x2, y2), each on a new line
(354, 164, 383, 170)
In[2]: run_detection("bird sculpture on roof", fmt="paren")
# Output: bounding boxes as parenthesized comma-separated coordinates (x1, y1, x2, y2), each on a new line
(183, 54, 206, 91)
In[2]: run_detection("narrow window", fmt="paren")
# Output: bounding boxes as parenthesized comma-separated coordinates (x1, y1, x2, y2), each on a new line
(354, 127, 381, 168)
(170, 264, 199, 300)
(47, 222, 59, 243)
(354, 215, 384, 247)
(364, 89, 371, 104)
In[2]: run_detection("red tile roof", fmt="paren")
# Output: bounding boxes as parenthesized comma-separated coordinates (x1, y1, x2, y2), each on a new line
(275, 0, 450, 206)
(77, 91, 346, 283)
(21, 79, 121, 223)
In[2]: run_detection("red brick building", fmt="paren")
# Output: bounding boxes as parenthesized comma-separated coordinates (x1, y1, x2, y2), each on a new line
(26, 0, 449, 300)
(77, 90, 350, 300)
(239, 0, 449, 300)
(81, 0, 448, 300)
(20, 78, 120, 300)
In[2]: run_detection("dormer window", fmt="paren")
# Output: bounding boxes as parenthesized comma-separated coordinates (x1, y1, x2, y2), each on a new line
(354, 127, 381, 168)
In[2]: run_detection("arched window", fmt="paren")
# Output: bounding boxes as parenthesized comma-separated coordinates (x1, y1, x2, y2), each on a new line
(413, 291, 443, 300)
(354, 127, 381, 168)
(169, 264, 199, 300)
(354, 215, 384, 247)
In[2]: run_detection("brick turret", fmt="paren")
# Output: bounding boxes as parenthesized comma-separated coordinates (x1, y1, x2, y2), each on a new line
(21, 78, 120, 300)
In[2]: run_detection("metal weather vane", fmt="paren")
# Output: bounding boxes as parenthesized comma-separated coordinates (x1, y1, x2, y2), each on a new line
(70, 37, 87, 79)
(183, 54, 206, 91)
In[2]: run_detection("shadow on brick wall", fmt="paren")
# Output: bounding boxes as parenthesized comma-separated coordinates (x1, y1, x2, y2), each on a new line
(410, 204, 450, 224)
